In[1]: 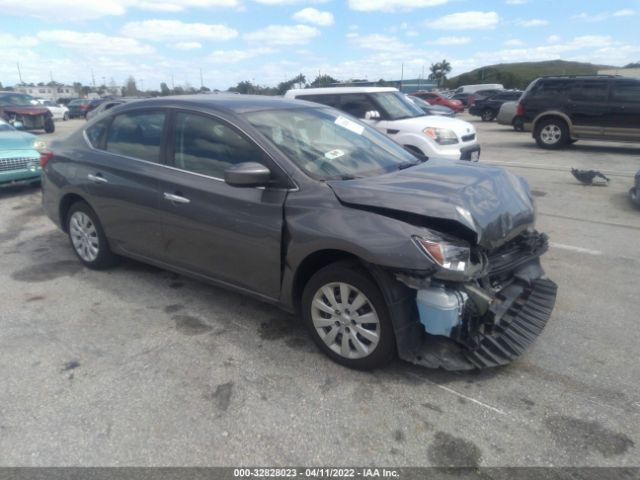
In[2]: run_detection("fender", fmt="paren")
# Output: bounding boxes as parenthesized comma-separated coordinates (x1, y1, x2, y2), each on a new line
(531, 110, 574, 137)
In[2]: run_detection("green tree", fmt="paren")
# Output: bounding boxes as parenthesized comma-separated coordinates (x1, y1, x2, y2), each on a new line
(160, 82, 171, 96)
(429, 59, 452, 87)
(276, 73, 306, 95)
(310, 74, 338, 87)
(124, 76, 138, 96)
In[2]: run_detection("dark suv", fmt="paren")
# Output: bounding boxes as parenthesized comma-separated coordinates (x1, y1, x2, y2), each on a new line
(469, 90, 522, 122)
(519, 75, 640, 149)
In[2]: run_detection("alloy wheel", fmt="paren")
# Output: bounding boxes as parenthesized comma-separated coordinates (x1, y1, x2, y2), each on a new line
(69, 211, 99, 262)
(540, 124, 562, 145)
(310, 282, 380, 359)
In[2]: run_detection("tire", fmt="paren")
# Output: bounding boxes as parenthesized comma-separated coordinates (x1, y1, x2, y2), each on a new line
(44, 117, 55, 133)
(513, 117, 524, 132)
(481, 109, 495, 122)
(534, 117, 569, 149)
(63, 112, 69, 121)
(66, 201, 118, 270)
(301, 261, 396, 370)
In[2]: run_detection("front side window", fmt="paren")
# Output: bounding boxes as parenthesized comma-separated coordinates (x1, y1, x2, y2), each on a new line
(337, 94, 378, 118)
(105, 110, 166, 163)
(568, 81, 609, 102)
(370, 92, 424, 120)
(245, 107, 420, 180)
(172, 112, 265, 179)
(85, 117, 111, 149)
(612, 80, 640, 103)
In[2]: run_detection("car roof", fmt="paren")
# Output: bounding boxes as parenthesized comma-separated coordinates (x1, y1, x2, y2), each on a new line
(115, 94, 317, 114)
(286, 87, 398, 97)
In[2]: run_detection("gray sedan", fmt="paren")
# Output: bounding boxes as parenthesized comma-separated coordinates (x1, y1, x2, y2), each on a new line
(41, 95, 556, 371)
(497, 101, 524, 131)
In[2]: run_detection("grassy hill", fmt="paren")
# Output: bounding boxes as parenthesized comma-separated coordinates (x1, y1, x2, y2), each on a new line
(447, 60, 617, 90)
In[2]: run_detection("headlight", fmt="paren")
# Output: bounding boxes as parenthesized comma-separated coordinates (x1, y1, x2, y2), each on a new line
(33, 140, 47, 151)
(423, 127, 458, 145)
(413, 234, 471, 273)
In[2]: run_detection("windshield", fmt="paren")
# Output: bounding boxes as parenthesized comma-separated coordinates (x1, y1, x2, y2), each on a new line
(0, 118, 15, 132)
(371, 92, 424, 120)
(0, 94, 36, 107)
(245, 107, 421, 180)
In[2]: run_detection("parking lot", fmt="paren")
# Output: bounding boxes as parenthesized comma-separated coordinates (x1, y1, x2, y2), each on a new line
(1, 115, 639, 467)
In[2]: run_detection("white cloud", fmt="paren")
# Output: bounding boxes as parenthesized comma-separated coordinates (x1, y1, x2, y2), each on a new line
(503, 39, 524, 46)
(518, 19, 548, 27)
(546, 35, 561, 43)
(121, 20, 238, 41)
(349, 0, 449, 12)
(505, 0, 526, 4)
(349, 34, 410, 52)
(573, 10, 636, 22)
(293, 8, 334, 26)
(244, 25, 319, 46)
(0, 0, 240, 21)
(36, 30, 154, 55)
(175, 42, 203, 50)
(427, 11, 499, 30)
(0, 33, 40, 48)
(430, 36, 471, 45)
(207, 48, 276, 63)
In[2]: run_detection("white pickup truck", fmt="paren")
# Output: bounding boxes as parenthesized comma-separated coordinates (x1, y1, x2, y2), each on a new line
(285, 87, 480, 161)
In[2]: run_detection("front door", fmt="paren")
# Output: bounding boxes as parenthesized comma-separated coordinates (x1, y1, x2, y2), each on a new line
(606, 78, 640, 141)
(157, 110, 287, 299)
(566, 79, 610, 138)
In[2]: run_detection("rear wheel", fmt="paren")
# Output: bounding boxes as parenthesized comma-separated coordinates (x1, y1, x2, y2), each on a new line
(301, 261, 396, 370)
(66, 202, 117, 270)
(481, 108, 495, 122)
(534, 117, 569, 149)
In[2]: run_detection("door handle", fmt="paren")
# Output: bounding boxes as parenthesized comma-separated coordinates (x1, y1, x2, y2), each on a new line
(87, 173, 107, 183)
(163, 192, 190, 204)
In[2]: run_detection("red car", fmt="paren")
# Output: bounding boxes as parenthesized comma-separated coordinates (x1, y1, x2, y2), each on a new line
(410, 91, 464, 113)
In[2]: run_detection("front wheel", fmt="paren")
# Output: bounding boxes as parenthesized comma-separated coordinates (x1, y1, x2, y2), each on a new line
(67, 202, 118, 270)
(301, 261, 396, 370)
(534, 118, 569, 149)
(44, 117, 55, 133)
(63, 112, 69, 121)
(481, 109, 495, 122)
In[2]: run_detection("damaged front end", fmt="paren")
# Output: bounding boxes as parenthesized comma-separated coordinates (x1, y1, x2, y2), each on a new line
(391, 229, 557, 370)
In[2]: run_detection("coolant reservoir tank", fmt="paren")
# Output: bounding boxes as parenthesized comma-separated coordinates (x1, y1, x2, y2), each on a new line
(416, 285, 467, 337)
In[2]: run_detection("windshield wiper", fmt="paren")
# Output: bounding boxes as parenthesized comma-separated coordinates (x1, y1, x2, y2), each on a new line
(396, 161, 420, 170)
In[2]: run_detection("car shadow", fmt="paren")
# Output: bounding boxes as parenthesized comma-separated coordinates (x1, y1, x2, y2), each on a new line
(0, 183, 40, 199)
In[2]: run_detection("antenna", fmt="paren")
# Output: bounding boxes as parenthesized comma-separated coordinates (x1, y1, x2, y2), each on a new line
(200, 68, 204, 89)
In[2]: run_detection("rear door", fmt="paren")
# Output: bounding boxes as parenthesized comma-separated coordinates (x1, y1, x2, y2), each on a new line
(157, 110, 287, 299)
(82, 109, 167, 258)
(606, 78, 640, 141)
(566, 79, 610, 138)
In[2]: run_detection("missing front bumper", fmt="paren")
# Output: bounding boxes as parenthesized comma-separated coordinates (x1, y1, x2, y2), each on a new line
(398, 276, 557, 370)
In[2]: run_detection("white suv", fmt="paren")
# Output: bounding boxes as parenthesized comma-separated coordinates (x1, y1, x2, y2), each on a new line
(285, 87, 480, 161)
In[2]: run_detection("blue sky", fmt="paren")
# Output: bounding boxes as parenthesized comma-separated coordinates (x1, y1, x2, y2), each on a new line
(1, 0, 639, 90)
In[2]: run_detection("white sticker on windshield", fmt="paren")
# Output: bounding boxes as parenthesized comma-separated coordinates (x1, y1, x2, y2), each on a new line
(335, 116, 365, 135)
(324, 149, 345, 160)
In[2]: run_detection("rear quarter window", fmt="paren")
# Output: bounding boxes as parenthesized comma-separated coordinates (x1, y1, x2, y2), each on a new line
(85, 117, 111, 149)
(612, 80, 640, 103)
(568, 81, 609, 102)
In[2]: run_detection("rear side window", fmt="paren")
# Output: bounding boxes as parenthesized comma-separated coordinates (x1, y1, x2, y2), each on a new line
(105, 110, 166, 163)
(529, 80, 570, 97)
(297, 94, 340, 108)
(85, 117, 111, 149)
(172, 112, 266, 179)
(568, 80, 609, 102)
(337, 94, 378, 118)
(612, 80, 640, 103)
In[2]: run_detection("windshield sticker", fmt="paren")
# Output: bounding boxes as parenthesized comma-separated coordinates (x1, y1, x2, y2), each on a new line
(324, 149, 346, 160)
(335, 116, 364, 135)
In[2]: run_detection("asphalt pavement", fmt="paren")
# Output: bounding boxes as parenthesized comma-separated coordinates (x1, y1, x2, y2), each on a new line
(0, 115, 638, 467)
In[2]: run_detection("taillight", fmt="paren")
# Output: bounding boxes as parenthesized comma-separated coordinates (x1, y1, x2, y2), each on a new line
(40, 149, 53, 168)
(516, 103, 524, 116)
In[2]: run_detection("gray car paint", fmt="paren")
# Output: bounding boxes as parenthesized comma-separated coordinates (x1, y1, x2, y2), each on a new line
(43, 95, 541, 317)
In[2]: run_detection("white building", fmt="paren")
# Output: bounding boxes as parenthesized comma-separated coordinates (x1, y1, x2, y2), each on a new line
(14, 84, 76, 101)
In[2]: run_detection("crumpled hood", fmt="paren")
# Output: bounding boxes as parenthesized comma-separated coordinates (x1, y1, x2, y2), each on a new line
(327, 159, 535, 250)
(0, 129, 37, 151)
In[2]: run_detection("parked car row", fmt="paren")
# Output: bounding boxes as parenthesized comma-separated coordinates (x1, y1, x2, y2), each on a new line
(0, 117, 46, 186)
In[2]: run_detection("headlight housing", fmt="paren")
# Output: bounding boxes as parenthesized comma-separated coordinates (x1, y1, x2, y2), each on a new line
(423, 127, 458, 145)
(413, 233, 471, 273)
(33, 140, 47, 151)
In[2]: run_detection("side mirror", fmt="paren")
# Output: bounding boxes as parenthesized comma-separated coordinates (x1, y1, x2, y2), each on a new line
(224, 162, 271, 187)
(364, 110, 381, 120)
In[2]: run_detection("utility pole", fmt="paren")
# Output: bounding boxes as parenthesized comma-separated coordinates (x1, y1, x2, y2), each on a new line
(16, 62, 24, 84)
(140, 79, 144, 92)
(91, 68, 96, 87)
(199, 68, 204, 89)
(400, 63, 404, 91)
